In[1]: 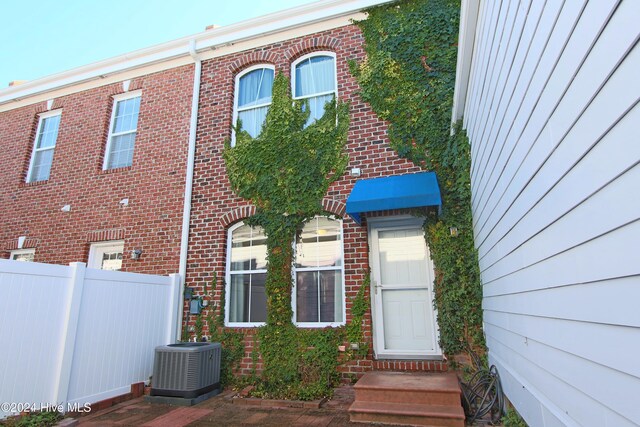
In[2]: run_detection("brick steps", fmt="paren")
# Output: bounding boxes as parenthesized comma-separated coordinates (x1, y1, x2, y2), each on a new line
(349, 372, 465, 427)
(339, 359, 449, 382)
(350, 401, 465, 427)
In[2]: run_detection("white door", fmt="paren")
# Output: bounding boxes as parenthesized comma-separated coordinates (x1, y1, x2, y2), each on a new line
(369, 217, 441, 359)
(88, 241, 124, 271)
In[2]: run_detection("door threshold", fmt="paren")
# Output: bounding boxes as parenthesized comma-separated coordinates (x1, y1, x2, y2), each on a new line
(374, 354, 444, 361)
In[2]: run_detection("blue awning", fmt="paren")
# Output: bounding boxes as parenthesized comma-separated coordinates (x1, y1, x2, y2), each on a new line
(345, 172, 442, 224)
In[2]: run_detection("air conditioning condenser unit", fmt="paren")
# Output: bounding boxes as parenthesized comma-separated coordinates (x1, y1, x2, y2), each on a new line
(151, 342, 221, 399)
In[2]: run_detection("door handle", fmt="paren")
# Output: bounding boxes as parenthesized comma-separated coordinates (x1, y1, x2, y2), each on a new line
(373, 280, 381, 294)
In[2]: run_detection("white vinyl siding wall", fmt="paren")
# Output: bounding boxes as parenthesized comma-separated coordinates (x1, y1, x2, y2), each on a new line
(462, 1, 640, 426)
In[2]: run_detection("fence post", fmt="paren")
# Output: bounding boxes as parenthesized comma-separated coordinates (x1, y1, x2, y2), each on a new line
(53, 262, 87, 410)
(167, 273, 182, 344)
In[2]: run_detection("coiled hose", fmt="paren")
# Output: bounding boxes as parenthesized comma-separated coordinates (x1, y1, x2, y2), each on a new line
(460, 364, 505, 425)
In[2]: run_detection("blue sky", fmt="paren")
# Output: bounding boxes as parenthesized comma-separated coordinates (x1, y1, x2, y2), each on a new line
(0, 0, 317, 88)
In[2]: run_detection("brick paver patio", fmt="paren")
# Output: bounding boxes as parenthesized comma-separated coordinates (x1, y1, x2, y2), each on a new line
(74, 385, 396, 427)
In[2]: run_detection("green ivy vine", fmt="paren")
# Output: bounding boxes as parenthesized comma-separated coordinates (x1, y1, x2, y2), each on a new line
(207, 0, 483, 398)
(205, 272, 245, 387)
(186, 272, 244, 388)
(351, 0, 485, 355)
(345, 272, 370, 358)
(222, 72, 350, 399)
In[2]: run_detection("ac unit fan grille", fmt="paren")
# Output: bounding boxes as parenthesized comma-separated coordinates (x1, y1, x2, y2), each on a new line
(151, 343, 221, 399)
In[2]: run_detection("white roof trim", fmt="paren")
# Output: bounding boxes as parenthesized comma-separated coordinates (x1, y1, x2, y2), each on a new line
(0, 0, 394, 108)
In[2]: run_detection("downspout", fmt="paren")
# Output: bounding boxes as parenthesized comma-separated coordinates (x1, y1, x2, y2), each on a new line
(451, 0, 480, 129)
(177, 39, 202, 341)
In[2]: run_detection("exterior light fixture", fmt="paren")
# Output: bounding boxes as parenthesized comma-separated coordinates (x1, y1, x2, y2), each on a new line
(131, 248, 143, 260)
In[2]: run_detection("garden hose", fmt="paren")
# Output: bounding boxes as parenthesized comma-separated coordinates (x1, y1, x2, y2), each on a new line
(460, 364, 505, 425)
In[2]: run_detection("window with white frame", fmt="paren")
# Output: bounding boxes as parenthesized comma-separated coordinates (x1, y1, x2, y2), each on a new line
(88, 241, 124, 271)
(292, 53, 337, 126)
(226, 223, 268, 325)
(225, 216, 344, 327)
(26, 110, 61, 182)
(233, 65, 274, 141)
(10, 249, 35, 262)
(103, 91, 141, 170)
(294, 216, 344, 325)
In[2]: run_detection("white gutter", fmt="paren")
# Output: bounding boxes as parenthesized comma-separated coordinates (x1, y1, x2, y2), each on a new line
(176, 40, 201, 342)
(451, 0, 480, 126)
(0, 0, 394, 107)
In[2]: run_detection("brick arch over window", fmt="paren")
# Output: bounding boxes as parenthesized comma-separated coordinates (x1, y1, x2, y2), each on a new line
(228, 51, 279, 75)
(33, 103, 50, 115)
(5, 237, 39, 251)
(219, 199, 344, 228)
(105, 79, 142, 97)
(322, 198, 346, 216)
(220, 204, 257, 228)
(86, 228, 126, 243)
(284, 36, 341, 62)
(33, 97, 65, 114)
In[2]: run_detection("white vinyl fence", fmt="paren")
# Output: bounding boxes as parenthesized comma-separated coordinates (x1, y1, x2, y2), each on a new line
(0, 260, 181, 418)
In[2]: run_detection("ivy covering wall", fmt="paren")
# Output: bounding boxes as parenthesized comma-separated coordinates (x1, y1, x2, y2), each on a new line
(206, 0, 483, 400)
(222, 73, 351, 399)
(350, 0, 484, 355)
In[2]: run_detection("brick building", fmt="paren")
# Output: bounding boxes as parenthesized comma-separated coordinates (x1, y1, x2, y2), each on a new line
(0, 66, 193, 275)
(0, 0, 445, 377)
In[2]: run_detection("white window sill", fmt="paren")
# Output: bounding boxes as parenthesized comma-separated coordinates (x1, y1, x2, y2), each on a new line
(294, 322, 345, 328)
(225, 322, 266, 328)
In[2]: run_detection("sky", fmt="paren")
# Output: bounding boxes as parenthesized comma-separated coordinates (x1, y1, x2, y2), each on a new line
(0, 0, 318, 88)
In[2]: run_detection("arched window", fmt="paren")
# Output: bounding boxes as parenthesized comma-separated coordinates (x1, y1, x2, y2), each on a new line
(233, 65, 275, 142)
(292, 53, 337, 126)
(294, 216, 344, 326)
(224, 216, 344, 327)
(226, 222, 268, 325)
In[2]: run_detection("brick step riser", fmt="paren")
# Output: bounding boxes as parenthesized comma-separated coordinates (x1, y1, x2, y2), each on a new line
(350, 411, 465, 427)
(339, 362, 449, 381)
(354, 388, 461, 406)
(372, 361, 448, 372)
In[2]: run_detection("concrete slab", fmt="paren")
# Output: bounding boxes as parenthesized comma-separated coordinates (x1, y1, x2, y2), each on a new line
(143, 388, 221, 407)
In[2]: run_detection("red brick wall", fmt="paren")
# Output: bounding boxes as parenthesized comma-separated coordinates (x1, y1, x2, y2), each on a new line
(0, 23, 438, 377)
(185, 25, 425, 376)
(0, 65, 194, 275)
